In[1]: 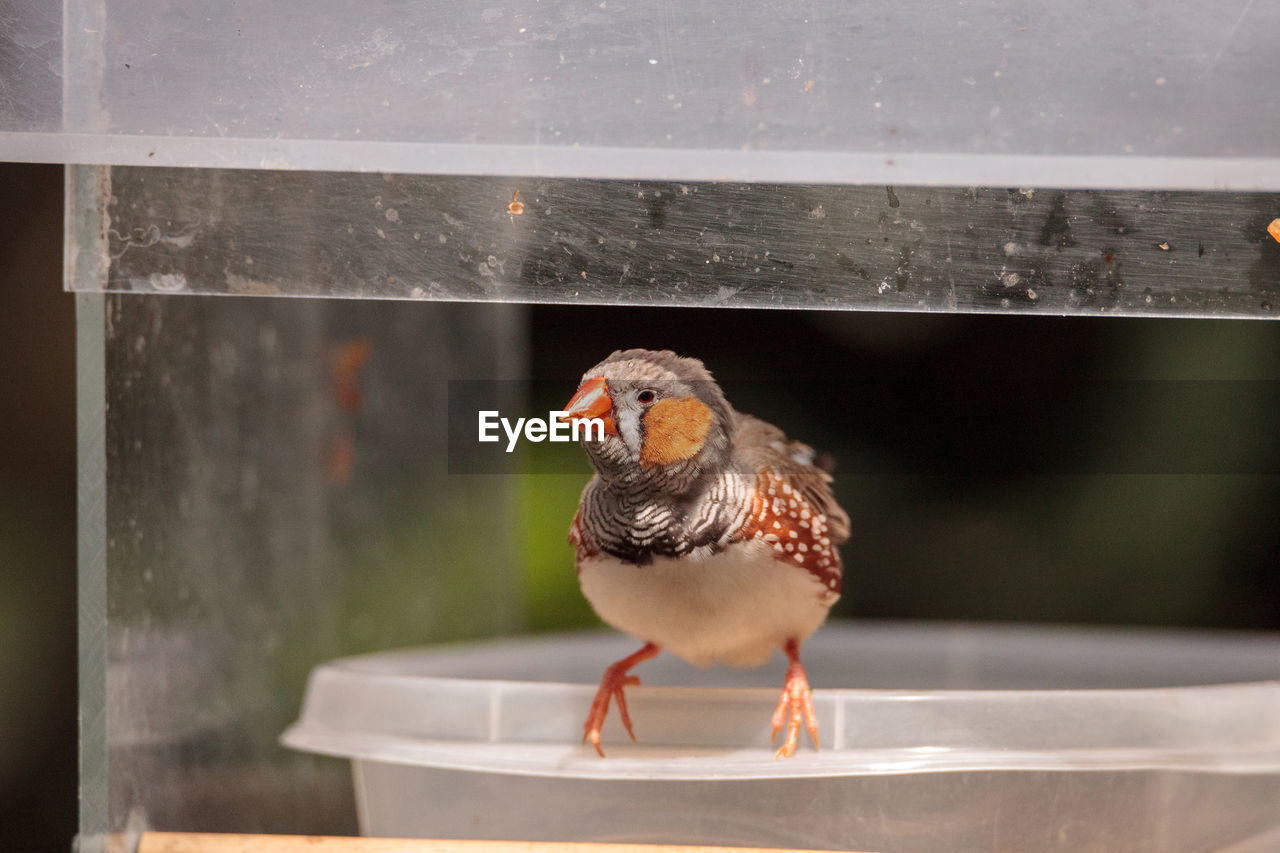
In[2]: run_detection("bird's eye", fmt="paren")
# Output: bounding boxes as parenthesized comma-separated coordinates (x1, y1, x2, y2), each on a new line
(636, 389, 657, 404)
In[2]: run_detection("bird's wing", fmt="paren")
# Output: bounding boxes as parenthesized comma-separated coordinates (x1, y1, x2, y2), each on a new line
(732, 412, 851, 545)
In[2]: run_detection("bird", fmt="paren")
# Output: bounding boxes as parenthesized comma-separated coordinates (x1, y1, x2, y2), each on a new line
(559, 348, 850, 759)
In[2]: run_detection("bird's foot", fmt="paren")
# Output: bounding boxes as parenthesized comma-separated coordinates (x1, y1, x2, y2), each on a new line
(583, 642, 660, 757)
(583, 670, 640, 757)
(770, 640, 819, 759)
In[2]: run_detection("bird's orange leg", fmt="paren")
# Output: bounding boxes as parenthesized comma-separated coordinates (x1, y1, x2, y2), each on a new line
(771, 637, 819, 759)
(583, 642, 661, 757)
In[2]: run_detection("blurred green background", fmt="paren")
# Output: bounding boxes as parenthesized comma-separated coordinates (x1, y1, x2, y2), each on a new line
(3, 162, 1279, 851)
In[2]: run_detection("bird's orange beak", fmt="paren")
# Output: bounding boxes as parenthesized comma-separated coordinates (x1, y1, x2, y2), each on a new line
(560, 376, 618, 436)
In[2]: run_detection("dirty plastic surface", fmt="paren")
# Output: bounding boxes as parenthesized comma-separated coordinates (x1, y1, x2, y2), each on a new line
(69, 167, 1280, 319)
(5, 1, 1280, 187)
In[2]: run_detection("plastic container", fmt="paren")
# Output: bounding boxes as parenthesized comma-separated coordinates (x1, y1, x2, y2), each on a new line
(284, 622, 1280, 851)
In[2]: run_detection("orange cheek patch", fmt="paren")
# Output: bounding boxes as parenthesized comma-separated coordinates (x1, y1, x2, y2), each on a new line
(640, 397, 713, 467)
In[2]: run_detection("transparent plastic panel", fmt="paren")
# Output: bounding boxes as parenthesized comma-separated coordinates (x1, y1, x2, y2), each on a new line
(0, 3, 60, 131)
(70, 165, 1280, 318)
(75, 289, 527, 846)
(89, 0, 1280, 157)
(76, 293, 109, 852)
(5, 1, 1280, 187)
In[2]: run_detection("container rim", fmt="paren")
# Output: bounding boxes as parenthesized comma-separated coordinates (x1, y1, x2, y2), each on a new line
(282, 622, 1280, 780)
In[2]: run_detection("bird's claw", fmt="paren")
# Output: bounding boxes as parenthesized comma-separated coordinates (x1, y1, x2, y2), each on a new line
(583, 668, 643, 756)
(582, 643, 660, 757)
(771, 662, 819, 759)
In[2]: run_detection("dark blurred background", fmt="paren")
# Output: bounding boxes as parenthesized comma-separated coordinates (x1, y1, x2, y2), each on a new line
(3, 163, 78, 852)
(4, 161, 1279, 852)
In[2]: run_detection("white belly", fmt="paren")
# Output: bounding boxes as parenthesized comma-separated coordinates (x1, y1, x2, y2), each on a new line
(577, 538, 837, 668)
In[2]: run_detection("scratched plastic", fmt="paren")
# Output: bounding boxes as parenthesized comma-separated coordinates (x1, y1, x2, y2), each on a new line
(6, 1, 1280, 189)
(71, 167, 1280, 318)
(79, 294, 528, 845)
